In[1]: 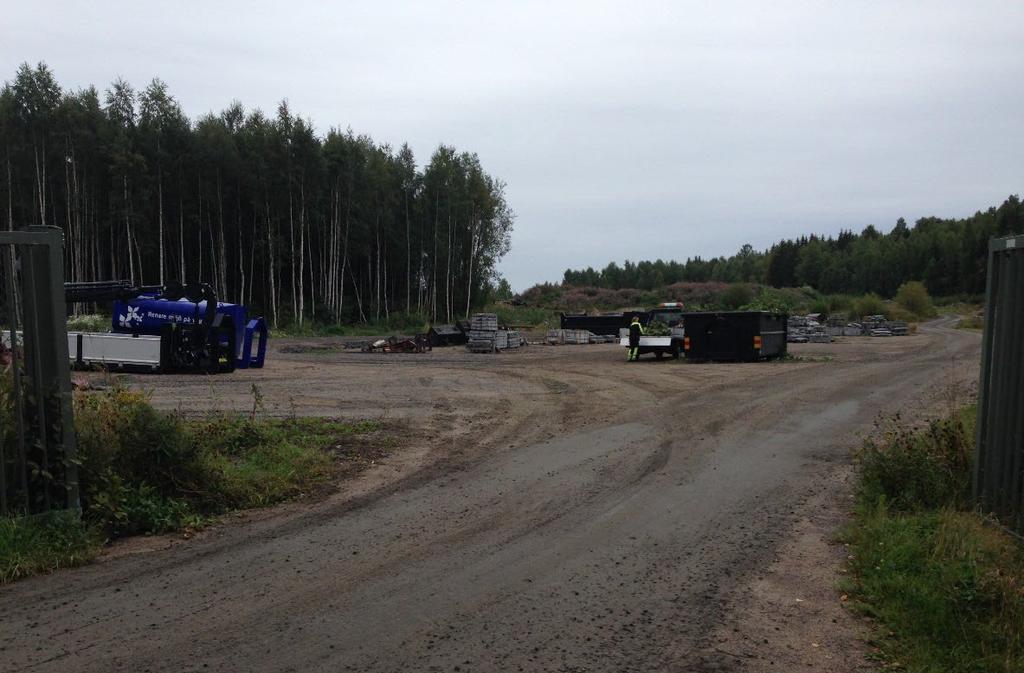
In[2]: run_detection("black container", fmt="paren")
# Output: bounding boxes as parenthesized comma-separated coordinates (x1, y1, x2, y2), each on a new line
(682, 311, 788, 361)
(560, 311, 646, 336)
(428, 324, 467, 347)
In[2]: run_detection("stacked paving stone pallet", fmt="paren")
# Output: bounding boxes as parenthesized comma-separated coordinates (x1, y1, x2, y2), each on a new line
(494, 330, 509, 350)
(467, 313, 499, 352)
(546, 329, 592, 345)
(466, 314, 523, 353)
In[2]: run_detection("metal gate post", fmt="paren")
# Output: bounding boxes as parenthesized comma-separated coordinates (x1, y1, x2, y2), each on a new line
(24, 226, 80, 511)
(974, 234, 1024, 532)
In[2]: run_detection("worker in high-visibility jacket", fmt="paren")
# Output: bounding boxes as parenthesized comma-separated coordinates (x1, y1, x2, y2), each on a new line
(627, 316, 644, 361)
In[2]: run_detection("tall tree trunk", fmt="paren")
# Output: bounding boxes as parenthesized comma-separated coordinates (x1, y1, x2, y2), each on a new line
(465, 215, 477, 319)
(124, 174, 135, 284)
(405, 189, 411, 314)
(157, 139, 164, 285)
(179, 197, 186, 280)
(298, 175, 305, 325)
(288, 177, 296, 324)
(33, 139, 46, 226)
(265, 199, 278, 327)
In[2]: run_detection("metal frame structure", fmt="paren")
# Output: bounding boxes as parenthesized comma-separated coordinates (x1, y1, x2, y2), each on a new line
(974, 233, 1024, 533)
(0, 226, 79, 515)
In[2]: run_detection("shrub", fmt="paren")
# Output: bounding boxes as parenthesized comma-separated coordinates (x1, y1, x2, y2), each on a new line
(858, 410, 975, 512)
(852, 293, 888, 320)
(719, 283, 754, 310)
(72, 385, 378, 536)
(895, 281, 936, 319)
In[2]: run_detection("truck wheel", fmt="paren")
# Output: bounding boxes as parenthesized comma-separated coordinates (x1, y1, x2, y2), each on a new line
(672, 344, 680, 359)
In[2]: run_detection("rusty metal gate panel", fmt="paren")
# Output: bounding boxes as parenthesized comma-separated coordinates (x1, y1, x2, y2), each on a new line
(0, 226, 79, 516)
(974, 234, 1024, 533)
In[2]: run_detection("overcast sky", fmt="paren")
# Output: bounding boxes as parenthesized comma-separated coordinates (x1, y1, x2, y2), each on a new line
(4, 1, 1023, 290)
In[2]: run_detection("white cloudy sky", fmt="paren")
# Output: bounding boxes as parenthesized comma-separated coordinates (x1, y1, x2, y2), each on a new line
(4, 1, 1023, 289)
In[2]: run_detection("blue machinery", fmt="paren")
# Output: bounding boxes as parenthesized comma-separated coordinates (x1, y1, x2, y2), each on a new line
(64, 280, 267, 373)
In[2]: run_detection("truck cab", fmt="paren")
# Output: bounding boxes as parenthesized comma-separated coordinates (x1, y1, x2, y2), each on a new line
(646, 302, 685, 327)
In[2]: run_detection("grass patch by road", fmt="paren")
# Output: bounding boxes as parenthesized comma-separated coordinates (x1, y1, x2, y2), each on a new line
(844, 406, 1024, 671)
(1, 382, 384, 584)
(0, 511, 100, 584)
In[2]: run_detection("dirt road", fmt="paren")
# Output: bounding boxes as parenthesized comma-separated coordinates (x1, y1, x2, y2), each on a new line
(0, 318, 980, 672)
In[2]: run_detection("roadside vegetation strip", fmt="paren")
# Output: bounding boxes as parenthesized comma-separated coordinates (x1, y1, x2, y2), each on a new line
(845, 406, 1024, 671)
(1, 382, 384, 584)
(0, 511, 99, 584)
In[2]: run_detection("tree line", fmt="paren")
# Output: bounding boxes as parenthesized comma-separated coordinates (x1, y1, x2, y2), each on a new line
(0, 62, 514, 326)
(562, 195, 1024, 297)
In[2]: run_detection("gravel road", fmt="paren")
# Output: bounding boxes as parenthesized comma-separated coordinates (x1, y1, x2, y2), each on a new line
(0, 318, 980, 672)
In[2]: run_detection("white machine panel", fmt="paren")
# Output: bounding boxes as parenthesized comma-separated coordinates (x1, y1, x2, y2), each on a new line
(67, 332, 162, 369)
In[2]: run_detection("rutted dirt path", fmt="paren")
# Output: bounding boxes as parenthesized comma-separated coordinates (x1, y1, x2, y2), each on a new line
(0, 319, 980, 672)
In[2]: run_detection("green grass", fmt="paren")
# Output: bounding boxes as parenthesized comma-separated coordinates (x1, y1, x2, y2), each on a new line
(845, 508, 1024, 672)
(67, 314, 110, 332)
(191, 416, 383, 509)
(0, 511, 101, 583)
(844, 405, 1024, 672)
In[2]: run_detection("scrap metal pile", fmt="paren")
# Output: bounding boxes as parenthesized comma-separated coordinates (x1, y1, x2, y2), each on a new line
(361, 335, 431, 353)
(788, 313, 910, 343)
(787, 315, 832, 343)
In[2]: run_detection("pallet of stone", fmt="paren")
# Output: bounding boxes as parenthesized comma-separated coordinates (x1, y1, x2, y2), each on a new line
(888, 321, 909, 336)
(467, 337, 496, 353)
(494, 331, 509, 350)
(470, 313, 499, 331)
(566, 329, 591, 345)
(507, 331, 522, 349)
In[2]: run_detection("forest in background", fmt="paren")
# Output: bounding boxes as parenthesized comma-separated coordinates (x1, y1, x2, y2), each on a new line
(0, 62, 514, 327)
(561, 195, 1024, 298)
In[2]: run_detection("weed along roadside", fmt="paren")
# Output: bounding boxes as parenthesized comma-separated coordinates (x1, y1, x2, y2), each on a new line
(0, 380, 385, 584)
(844, 407, 1024, 670)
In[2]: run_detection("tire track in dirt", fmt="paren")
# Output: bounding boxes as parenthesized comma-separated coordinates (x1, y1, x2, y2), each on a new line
(0, 321, 980, 672)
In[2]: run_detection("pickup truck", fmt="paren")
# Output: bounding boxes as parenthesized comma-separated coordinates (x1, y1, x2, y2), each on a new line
(619, 326, 686, 360)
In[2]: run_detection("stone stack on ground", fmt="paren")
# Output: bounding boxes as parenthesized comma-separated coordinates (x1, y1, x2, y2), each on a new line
(467, 313, 499, 353)
(494, 330, 509, 351)
(546, 329, 592, 345)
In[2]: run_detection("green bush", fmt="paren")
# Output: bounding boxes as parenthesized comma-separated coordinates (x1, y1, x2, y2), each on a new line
(73, 384, 380, 536)
(858, 410, 975, 512)
(74, 386, 212, 535)
(852, 293, 888, 320)
(719, 283, 754, 310)
(896, 281, 936, 319)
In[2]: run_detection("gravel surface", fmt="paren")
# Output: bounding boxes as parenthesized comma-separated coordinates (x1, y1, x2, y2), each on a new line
(0, 318, 980, 672)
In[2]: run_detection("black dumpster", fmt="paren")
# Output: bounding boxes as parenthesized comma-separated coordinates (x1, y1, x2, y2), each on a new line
(560, 311, 646, 336)
(428, 324, 467, 347)
(682, 311, 788, 361)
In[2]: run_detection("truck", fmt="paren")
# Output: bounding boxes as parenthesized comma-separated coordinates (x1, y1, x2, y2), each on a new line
(61, 279, 267, 373)
(561, 302, 686, 336)
(619, 325, 686, 360)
